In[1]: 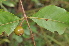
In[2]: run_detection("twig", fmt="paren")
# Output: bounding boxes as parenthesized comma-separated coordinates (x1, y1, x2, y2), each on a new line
(19, 0, 36, 46)
(19, 19, 25, 26)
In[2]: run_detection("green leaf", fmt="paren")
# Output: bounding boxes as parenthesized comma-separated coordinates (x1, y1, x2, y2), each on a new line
(0, 0, 6, 2)
(2, 1, 15, 7)
(0, 10, 20, 35)
(31, 5, 69, 35)
(12, 34, 23, 43)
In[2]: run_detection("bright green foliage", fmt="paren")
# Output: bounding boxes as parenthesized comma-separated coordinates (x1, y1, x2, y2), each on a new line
(2, 1, 15, 7)
(0, 0, 6, 2)
(31, 5, 69, 35)
(12, 34, 23, 43)
(0, 10, 19, 35)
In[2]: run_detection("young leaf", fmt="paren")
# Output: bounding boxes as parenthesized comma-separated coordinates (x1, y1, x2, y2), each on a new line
(0, 10, 20, 35)
(31, 5, 69, 35)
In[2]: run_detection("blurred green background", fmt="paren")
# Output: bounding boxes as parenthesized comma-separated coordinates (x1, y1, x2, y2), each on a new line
(0, 0, 69, 46)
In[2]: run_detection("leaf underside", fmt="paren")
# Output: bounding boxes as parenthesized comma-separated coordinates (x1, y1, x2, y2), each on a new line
(0, 10, 19, 35)
(31, 5, 69, 35)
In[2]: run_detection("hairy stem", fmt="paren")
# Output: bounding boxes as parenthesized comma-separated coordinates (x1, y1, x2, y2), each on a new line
(19, 0, 36, 46)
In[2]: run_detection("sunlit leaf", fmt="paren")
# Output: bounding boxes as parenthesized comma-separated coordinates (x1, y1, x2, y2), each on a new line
(31, 5, 69, 35)
(0, 10, 20, 35)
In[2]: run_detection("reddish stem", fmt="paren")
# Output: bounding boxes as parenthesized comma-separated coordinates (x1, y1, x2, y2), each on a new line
(19, 0, 36, 46)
